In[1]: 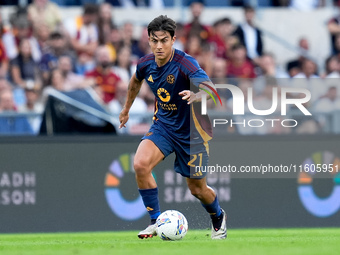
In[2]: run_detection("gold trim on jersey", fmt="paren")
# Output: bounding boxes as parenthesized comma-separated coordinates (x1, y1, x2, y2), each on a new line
(191, 104, 212, 142)
(153, 100, 159, 121)
(203, 141, 209, 156)
(169, 49, 175, 62)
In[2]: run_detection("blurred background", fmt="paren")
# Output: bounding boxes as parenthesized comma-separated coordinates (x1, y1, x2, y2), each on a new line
(0, 1, 340, 233)
(0, 0, 340, 135)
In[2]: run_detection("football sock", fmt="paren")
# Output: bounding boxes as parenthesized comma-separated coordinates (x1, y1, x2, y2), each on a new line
(201, 195, 222, 217)
(201, 195, 223, 229)
(139, 187, 161, 224)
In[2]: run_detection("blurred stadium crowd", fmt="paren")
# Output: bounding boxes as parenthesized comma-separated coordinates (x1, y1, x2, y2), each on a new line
(0, 0, 340, 135)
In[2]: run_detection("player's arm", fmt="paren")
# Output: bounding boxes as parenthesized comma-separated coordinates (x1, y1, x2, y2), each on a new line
(119, 73, 143, 128)
(179, 81, 214, 105)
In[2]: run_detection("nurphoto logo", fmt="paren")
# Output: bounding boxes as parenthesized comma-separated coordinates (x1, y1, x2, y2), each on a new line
(200, 84, 312, 129)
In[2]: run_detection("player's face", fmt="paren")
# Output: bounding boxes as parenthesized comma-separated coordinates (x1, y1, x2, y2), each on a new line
(149, 31, 176, 65)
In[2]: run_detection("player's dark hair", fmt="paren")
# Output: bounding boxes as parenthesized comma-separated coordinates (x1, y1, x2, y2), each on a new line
(147, 15, 176, 38)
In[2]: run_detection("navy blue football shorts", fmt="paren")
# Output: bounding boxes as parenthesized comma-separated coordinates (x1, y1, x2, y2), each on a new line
(142, 121, 209, 179)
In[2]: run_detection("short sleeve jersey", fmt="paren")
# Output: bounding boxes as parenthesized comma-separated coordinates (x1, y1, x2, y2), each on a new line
(135, 48, 212, 143)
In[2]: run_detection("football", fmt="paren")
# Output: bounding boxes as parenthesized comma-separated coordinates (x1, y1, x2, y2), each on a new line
(156, 210, 188, 241)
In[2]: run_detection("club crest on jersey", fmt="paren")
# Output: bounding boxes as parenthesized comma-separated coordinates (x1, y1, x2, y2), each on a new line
(166, 74, 175, 84)
(157, 88, 171, 102)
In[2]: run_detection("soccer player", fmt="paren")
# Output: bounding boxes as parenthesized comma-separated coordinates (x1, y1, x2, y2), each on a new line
(119, 15, 227, 240)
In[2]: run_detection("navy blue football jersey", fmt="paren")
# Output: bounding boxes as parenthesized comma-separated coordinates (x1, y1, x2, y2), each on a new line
(135, 48, 212, 143)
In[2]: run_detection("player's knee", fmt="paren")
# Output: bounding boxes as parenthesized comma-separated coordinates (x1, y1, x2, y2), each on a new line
(188, 185, 204, 199)
(134, 158, 151, 176)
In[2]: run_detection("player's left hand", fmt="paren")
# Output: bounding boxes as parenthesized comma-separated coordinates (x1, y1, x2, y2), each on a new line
(179, 90, 197, 104)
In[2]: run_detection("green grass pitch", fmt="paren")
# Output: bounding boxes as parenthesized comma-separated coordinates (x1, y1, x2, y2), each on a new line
(0, 228, 339, 255)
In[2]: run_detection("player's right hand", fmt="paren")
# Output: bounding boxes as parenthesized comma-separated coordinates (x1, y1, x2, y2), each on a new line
(119, 109, 129, 129)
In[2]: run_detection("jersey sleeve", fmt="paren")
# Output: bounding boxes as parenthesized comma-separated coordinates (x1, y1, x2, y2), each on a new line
(135, 56, 150, 82)
(135, 62, 144, 82)
(180, 54, 210, 87)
